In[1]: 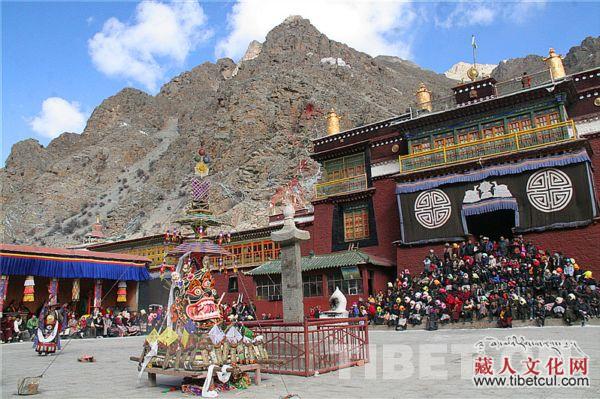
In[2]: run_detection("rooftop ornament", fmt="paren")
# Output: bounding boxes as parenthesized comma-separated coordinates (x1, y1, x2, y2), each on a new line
(544, 48, 566, 80)
(416, 83, 432, 112)
(326, 108, 341, 136)
(467, 34, 480, 82)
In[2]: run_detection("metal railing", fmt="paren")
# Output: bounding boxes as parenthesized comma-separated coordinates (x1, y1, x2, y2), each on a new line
(243, 317, 369, 376)
(399, 120, 577, 173)
(495, 69, 553, 96)
(314, 173, 368, 200)
(415, 69, 554, 115)
(208, 247, 281, 270)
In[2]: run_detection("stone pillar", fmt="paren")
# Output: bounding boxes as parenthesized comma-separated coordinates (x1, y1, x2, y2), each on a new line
(271, 204, 310, 323)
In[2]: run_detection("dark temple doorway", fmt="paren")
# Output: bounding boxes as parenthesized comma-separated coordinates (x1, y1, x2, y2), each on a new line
(465, 209, 515, 240)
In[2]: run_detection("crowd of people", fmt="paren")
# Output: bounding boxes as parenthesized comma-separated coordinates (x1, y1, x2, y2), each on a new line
(1, 300, 266, 344)
(0, 304, 167, 343)
(2, 235, 597, 341)
(352, 236, 598, 330)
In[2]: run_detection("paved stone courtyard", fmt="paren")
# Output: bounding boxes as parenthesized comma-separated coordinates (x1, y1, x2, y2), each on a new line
(2, 326, 599, 398)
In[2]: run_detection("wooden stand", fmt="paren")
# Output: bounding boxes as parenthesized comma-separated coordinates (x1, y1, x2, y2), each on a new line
(130, 356, 261, 387)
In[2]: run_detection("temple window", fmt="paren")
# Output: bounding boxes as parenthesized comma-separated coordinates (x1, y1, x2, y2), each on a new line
(302, 275, 323, 297)
(255, 275, 281, 300)
(328, 269, 363, 295)
(457, 126, 479, 143)
(411, 137, 431, 153)
(228, 276, 238, 293)
(343, 204, 369, 242)
(322, 153, 365, 182)
(210, 240, 280, 269)
(534, 109, 560, 127)
(433, 132, 454, 148)
(481, 121, 505, 139)
(507, 114, 532, 133)
(316, 153, 368, 199)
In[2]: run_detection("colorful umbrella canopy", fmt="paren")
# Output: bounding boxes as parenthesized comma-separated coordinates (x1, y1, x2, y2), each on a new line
(168, 240, 231, 256)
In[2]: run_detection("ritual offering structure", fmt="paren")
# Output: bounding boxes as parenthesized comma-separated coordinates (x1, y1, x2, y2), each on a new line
(133, 253, 268, 389)
(133, 143, 269, 392)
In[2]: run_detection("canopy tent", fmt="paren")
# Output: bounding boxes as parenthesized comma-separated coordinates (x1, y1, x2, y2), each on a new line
(0, 244, 151, 281)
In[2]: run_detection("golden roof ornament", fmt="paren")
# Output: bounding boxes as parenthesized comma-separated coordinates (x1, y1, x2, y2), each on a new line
(326, 108, 341, 136)
(415, 83, 432, 112)
(467, 65, 479, 81)
(544, 47, 566, 80)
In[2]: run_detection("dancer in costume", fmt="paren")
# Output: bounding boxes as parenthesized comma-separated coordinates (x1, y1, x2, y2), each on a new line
(33, 303, 63, 355)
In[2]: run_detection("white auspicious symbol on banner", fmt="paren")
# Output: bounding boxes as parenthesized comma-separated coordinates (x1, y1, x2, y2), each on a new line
(526, 168, 573, 213)
(463, 180, 512, 203)
(414, 189, 452, 229)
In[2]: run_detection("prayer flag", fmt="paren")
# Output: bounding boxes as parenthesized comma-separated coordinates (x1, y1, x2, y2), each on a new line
(181, 329, 190, 348)
(158, 327, 178, 346)
(146, 329, 160, 344)
(208, 324, 225, 345)
(184, 319, 197, 334)
(225, 326, 242, 344)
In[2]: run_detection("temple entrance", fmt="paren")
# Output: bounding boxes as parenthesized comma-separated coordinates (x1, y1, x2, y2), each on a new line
(465, 209, 515, 240)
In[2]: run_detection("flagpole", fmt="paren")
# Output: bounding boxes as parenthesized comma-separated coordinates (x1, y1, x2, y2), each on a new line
(472, 35, 477, 68)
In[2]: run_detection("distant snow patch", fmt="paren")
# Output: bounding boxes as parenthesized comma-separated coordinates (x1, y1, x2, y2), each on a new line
(320, 57, 351, 68)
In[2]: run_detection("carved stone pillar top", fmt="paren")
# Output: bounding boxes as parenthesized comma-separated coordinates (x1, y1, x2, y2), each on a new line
(271, 204, 310, 246)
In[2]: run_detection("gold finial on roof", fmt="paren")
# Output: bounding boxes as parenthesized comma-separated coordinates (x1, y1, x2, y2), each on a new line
(544, 47, 566, 80)
(96, 215, 100, 224)
(415, 83, 432, 112)
(467, 65, 479, 82)
(326, 108, 341, 136)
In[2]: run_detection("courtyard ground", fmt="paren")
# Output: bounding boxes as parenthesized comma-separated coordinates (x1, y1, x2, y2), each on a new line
(2, 325, 599, 398)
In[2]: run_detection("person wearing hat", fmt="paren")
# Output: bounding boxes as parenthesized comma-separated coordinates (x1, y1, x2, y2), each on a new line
(444, 243, 452, 262)
(534, 300, 547, 327)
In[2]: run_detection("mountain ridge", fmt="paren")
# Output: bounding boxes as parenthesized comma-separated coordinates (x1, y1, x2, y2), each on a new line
(1, 18, 598, 246)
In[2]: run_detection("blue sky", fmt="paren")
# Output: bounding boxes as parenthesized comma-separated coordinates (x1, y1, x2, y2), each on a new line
(2, 1, 599, 164)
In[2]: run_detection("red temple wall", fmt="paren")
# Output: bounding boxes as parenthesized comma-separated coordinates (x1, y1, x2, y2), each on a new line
(362, 178, 400, 263)
(304, 177, 399, 265)
(212, 264, 392, 317)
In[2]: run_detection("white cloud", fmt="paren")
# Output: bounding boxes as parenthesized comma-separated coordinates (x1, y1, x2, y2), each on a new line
(88, 0, 211, 92)
(504, 1, 547, 24)
(435, 1, 547, 29)
(215, 0, 416, 61)
(435, 2, 495, 29)
(29, 97, 87, 139)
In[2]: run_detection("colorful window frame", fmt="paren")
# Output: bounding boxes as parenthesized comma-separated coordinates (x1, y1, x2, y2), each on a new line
(343, 204, 369, 242)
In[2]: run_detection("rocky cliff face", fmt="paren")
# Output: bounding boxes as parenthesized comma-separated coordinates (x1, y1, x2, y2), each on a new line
(491, 36, 600, 81)
(1, 17, 455, 246)
(2, 21, 597, 247)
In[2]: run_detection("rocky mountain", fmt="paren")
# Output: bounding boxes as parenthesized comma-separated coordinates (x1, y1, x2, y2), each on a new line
(444, 61, 497, 81)
(3, 20, 597, 247)
(1, 16, 455, 246)
(491, 36, 600, 81)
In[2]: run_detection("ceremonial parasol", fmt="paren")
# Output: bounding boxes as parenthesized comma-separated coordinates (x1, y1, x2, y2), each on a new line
(167, 240, 231, 257)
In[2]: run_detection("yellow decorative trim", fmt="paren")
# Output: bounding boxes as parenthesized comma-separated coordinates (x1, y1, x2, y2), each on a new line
(399, 120, 576, 173)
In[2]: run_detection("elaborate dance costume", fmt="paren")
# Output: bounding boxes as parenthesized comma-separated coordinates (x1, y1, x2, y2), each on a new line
(33, 306, 62, 355)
